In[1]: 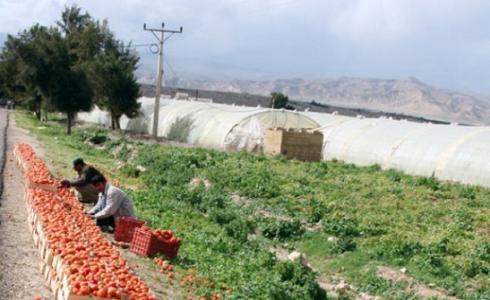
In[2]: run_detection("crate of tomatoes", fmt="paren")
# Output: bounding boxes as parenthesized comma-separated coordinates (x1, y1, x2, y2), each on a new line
(130, 226, 181, 258)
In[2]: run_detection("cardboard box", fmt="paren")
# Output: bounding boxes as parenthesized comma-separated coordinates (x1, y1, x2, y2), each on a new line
(264, 128, 323, 162)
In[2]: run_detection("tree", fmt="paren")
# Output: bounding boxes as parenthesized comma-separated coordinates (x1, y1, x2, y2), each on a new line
(0, 26, 49, 119)
(89, 38, 140, 130)
(31, 27, 93, 134)
(270, 92, 289, 109)
(0, 5, 140, 133)
(56, 5, 91, 36)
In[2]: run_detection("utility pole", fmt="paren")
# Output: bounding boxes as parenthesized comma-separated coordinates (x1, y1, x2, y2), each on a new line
(144, 22, 183, 137)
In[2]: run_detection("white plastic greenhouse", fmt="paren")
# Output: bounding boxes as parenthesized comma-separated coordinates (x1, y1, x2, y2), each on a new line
(77, 97, 320, 151)
(78, 98, 490, 188)
(306, 111, 490, 188)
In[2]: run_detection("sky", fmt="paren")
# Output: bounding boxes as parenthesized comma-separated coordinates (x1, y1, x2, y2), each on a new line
(1, 0, 490, 94)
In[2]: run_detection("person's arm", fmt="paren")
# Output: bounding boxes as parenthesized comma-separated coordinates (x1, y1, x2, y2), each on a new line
(93, 189, 123, 219)
(88, 194, 104, 215)
(68, 172, 88, 187)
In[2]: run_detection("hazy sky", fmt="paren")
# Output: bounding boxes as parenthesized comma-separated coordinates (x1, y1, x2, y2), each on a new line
(1, 0, 490, 94)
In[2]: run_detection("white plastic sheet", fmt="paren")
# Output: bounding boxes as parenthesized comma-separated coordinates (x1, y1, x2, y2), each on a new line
(307, 112, 490, 187)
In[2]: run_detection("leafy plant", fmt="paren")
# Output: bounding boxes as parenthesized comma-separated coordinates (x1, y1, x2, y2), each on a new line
(262, 219, 305, 241)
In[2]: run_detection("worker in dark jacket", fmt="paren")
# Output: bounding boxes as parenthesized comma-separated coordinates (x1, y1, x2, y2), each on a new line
(60, 158, 103, 203)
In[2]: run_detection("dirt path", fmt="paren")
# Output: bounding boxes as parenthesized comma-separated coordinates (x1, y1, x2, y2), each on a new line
(0, 111, 52, 300)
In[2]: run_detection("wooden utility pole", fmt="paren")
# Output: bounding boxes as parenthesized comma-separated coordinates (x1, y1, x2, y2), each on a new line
(144, 22, 183, 137)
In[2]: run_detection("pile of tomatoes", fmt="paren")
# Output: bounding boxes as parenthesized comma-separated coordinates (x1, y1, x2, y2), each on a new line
(153, 257, 175, 279)
(154, 229, 181, 247)
(15, 144, 156, 300)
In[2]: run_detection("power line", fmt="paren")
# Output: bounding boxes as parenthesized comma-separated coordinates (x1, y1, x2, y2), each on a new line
(164, 56, 179, 79)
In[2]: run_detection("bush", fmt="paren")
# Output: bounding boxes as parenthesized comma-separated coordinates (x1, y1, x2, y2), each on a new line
(262, 219, 305, 241)
(474, 243, 490, 262)
(119, 164, 140, 178)
(224, 218, 256, 243)
(323, 217, 360, 238)
(416, 175, 440, 191)
(376, 238, 423, 261)
(330, 237, 357, 254)
(307, 199, 330, 223)
(89, 134, 107, 145)
(270, 261, 328, 300)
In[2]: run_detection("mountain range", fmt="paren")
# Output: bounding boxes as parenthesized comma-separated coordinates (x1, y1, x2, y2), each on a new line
(163, 77, 490, 125)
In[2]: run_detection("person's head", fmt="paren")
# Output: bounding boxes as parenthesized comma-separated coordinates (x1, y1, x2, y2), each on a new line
(72, 158, 86, 172)
(91, 174, 107, 193)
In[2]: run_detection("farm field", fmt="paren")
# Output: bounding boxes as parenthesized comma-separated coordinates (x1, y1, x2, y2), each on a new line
(13, 111, 490, 300)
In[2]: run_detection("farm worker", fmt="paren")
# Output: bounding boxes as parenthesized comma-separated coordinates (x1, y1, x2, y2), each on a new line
(87, 174, 136, 232)
(60, 158, 103, 203)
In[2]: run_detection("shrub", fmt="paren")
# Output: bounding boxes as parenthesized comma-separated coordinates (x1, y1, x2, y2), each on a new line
(270, 261, 328, 300)
(323, 217, 360, 238)
(330, 237, 357, 254)
(262, 219, 304, 241)
(416, 175, 440, 191)
(119, 164, 140, 178)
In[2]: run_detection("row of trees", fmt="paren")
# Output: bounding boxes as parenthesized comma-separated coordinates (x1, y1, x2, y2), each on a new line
(0, 6, 140, 133)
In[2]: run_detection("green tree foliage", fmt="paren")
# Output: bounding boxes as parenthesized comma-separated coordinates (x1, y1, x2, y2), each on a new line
(271, 92, 289, 109)
(0, 26, 48, 118)
(0, 5, 140, 134)
(89, 39, 140, 130)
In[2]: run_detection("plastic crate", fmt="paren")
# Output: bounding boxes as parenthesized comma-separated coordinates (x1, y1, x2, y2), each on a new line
(130, 227, 180, 258)
(155, 239, 180, 259)
(114, 217, 145, 242)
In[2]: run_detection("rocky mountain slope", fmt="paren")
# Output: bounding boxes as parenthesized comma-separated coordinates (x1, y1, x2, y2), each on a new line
(166, 77, 490, 125)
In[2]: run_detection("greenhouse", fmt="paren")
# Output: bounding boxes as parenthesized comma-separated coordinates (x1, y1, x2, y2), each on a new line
(79, 99, 490, 187)
(307, 111, 490, 188)
(78, 97, 320, 151)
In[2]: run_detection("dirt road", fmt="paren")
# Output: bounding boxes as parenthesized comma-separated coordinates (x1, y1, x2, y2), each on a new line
(0, 109, 7, 196)
(0, 110, 52, 299)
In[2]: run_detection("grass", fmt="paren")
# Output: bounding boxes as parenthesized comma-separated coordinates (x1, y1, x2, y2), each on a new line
(14, 111, 490, 300)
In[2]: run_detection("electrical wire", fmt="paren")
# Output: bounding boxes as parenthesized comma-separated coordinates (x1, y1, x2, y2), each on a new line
(164, 55, 179, 79)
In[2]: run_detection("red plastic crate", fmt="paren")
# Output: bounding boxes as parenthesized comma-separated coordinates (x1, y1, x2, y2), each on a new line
(114, 217, 145, 242)
(155, 239, 180, 259)
(130, 227, 180, 259)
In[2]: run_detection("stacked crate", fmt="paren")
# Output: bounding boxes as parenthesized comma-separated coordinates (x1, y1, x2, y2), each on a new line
(264, 128, 323, 162)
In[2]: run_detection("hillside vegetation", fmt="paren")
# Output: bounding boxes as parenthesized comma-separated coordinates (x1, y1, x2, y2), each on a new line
(16, 112, 490, 300)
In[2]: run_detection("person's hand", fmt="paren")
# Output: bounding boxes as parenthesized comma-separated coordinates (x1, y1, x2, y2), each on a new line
(59, 180, 70, 188)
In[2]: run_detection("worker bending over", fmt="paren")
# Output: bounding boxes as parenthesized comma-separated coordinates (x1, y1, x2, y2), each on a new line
(87, 175, 136, 232)
(60, 158, 103, 203)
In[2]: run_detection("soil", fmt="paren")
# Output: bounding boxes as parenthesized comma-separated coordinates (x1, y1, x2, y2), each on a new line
(377, 266, 459, 300)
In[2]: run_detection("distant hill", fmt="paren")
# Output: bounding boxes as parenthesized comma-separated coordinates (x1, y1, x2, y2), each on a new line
(162, 77, 490, 125)
(139, 84, 452, 125)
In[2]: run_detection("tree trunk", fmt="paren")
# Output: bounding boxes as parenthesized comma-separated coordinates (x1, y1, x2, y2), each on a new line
(35, 102, 41, 120)
(115, 116, 121, 130)
(110, 115, 115, 130)
(67, 112, 72, 135)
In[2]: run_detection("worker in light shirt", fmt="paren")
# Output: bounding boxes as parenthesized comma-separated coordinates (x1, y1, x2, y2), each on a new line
(87, 174, 136, 232)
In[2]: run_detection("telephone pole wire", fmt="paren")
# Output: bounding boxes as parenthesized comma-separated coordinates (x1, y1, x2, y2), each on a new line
(144, 22, 183, 137)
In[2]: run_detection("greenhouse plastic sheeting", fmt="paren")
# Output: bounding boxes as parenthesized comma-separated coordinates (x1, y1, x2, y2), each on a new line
(78, 100, 490, 187)
(77, 98, 320, 151)
(155, 100, 319, 150)
(77, 97, 172, 133)
(307, 111, 490, 187)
